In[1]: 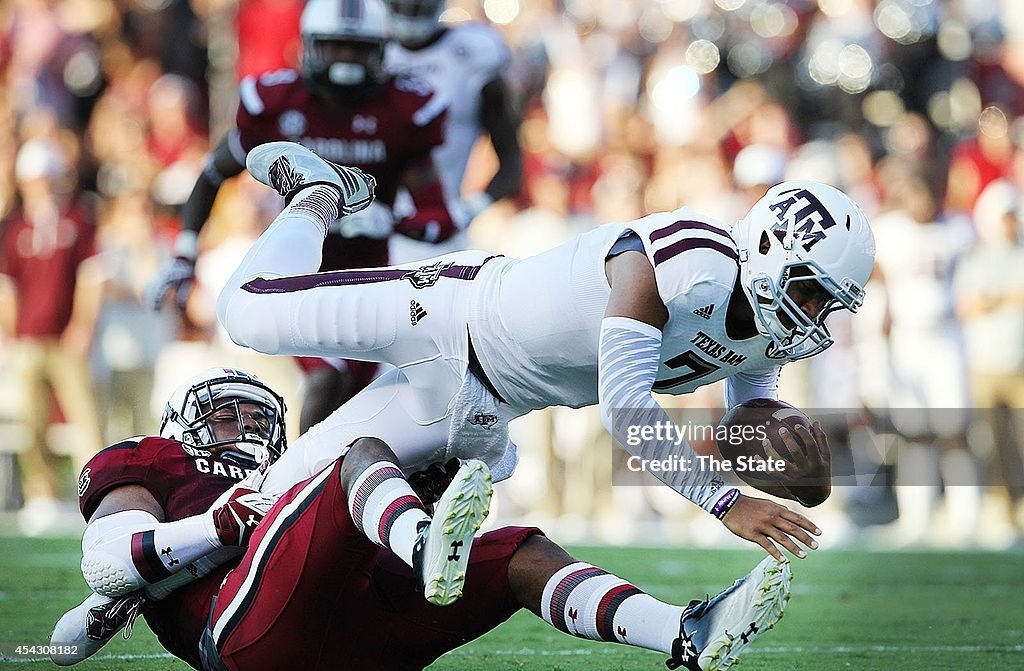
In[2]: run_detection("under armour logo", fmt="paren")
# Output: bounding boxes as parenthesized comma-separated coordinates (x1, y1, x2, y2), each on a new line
(246, 514, 259, 527)
(740, 621, 759, 644)
(161, 547, 179, 567)
(668, 629, 700, 669)
(447, 540, 464, 561)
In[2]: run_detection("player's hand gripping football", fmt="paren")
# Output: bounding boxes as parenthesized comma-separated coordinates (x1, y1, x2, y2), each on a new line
(211, 487, 278, 547)
(761, 421, 832, 507)
(721, 494, 822, 562)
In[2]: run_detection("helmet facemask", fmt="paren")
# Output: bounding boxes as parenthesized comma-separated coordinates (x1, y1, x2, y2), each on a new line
(300, 0, 390, 101)
(161, 372, 288, 471)
(749, 260, 864, 360)
(386, 0, 444, 47)
(303, 36, 387, 100)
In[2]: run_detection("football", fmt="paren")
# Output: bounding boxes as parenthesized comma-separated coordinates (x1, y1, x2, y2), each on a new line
(716, 398, 831, 507)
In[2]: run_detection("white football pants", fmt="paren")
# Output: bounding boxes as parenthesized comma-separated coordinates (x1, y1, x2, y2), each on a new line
(217, 193, 511, 497)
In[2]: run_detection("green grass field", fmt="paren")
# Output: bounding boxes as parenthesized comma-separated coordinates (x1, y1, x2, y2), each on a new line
(1, 536, 1022, 670)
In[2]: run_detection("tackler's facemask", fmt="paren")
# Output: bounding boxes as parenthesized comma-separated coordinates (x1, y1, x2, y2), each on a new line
(160, 368, 288, 470)
(301, 0, 390, 101)
(732, 181, 876, 361)
(385, 0, 444, 48)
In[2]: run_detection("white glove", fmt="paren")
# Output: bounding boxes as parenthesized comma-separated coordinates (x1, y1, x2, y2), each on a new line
(144, 231, 198, 311)
(330, 201, 395, 239)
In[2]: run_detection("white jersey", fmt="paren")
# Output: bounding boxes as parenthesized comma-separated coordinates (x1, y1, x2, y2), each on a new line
(385, 22, 511, 199)
(468, 208, 782, 414)
(874, 211, 971, 334)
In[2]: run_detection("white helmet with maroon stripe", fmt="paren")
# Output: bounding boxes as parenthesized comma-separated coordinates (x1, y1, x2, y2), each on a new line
(732, 181, 875, 361)
(301, 0, 390, 97)
(160, 368, 287, 470)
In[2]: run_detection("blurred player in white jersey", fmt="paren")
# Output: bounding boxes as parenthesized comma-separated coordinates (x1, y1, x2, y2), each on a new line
(873, 176, 980, 546)
(384, 0, 523, 262)
(217, 143, 874, 560)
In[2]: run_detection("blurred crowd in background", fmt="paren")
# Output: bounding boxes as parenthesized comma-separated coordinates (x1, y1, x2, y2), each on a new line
(2, 0, 1024, 550)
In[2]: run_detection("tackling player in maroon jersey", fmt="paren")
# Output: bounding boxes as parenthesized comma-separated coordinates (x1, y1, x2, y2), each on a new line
(146, 0, 458, 431)
(51, 367, 793, 671)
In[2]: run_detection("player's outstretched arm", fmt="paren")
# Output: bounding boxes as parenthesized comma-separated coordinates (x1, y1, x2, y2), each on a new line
(145, 134, 246, 311)
(473, 76, 523, 212)
(600, 252, 729, 507)
(81, 483, 275, 598)
(602, 252, 820, 560)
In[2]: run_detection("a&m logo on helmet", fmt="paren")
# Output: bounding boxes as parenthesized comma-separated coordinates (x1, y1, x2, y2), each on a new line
(769, 187, 840, 252)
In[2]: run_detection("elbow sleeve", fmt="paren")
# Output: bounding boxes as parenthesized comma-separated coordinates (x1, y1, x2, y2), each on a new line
(598, 316, 732, 514)
(81, 510, 159, 597)
(81, 510, 220, 597)
(598, 316, 664, 432)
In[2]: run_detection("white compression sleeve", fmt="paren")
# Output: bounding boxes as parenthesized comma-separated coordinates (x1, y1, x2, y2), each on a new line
(144, 546, 242, 600)
(598, 316, 732, 514)
(81, 509, 222, 598)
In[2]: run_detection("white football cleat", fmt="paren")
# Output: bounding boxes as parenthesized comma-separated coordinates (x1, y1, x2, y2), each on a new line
(245, 141, 375, 215)
(50, 592, 147, 666)
(412, 460, 493, 606)
(667, 556, 792, 670)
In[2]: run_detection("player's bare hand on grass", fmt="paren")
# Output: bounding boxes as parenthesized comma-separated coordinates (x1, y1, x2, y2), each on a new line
(722, 494, 821, 561)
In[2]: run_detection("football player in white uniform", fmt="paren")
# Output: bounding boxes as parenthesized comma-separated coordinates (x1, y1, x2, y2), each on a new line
(217, 143, 875, 561)
(384, 0, 523, 262)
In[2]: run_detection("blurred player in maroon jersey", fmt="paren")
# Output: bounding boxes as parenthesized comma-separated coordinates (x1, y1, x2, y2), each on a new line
(51, 368, 792, 671)
(146, 0, 459, 431)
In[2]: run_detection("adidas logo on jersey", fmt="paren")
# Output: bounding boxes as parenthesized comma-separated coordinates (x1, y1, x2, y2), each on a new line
(410, 300, 427, 325)
(692, 304, 715, 320)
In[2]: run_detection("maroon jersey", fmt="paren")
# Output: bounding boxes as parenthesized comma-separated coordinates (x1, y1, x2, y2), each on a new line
(235, 68, 449, 270)
(0, 200, 96, 338)
(78, 437, 253, 670)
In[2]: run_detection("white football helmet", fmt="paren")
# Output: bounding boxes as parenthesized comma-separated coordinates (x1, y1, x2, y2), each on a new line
(160, 368, 287, 469)
(385, 0, 444, 48)
(732, 181, 875, 360)
(301, 0, 390, 96)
